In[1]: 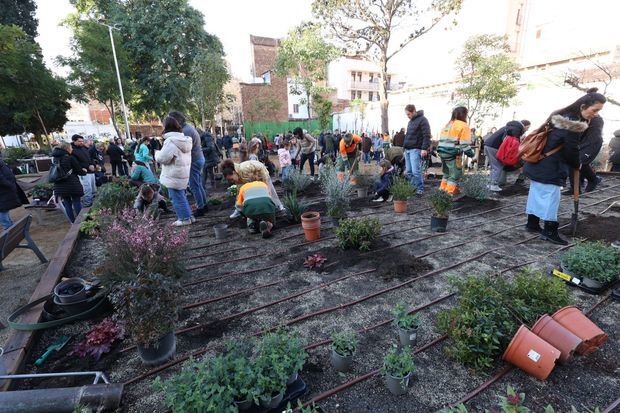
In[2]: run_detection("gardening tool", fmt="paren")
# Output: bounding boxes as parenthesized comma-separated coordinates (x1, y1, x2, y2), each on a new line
(571, 169, 580, 236)
(34, 336, 71, 366)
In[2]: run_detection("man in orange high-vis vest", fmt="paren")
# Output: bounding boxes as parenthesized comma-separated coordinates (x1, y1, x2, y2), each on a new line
(338, 133, 362, 172)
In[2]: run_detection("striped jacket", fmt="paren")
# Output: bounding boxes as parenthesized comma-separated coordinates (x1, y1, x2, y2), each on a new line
(236, 181, 276, 217)
(438, 120, 473, 160)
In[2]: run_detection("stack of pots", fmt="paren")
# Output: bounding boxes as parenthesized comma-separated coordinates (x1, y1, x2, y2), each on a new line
(503, 306, 607, 380)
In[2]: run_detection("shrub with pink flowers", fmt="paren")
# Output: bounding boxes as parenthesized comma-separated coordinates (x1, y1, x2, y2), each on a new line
(98, 208, 188, 281)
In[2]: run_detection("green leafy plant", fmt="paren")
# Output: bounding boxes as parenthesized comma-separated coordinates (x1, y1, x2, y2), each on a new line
(392, 303, 419, 331)
(224, 341, 260, 404)
(321, 168, 353, 218)
(499, 385, 529, 413)
(283, 168, 314, 193)
(227, 184, 238, 198)
(461, 172, 490, 200)
(331, 330, 359, 357)
(390, 176, 416, 201)
(430, 190, 453, 218)
(31, 182, 54, 201)
(560, 241, 620, 284)
(283, 190, 308, 223)
(79, 216, 100, 236)
(285, 401, 320, 413)
(335, 217, 381, 251)
(91, 182, 138, 214)
(112, 272, 178, 346)
(2, 147, 32, 166)
(382, 345, 415, 380)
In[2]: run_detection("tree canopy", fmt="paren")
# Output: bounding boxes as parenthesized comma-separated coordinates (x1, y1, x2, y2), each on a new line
(274, 22, 340, 119)
(189, 49, 231, 130)
(0, 24, 70, 138)
(313, 0, 462, 133)
(456, 34, 520, 127)
(0, 0, 38, 38)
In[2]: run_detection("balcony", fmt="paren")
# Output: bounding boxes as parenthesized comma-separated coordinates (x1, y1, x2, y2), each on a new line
(348, 80, 380, 91)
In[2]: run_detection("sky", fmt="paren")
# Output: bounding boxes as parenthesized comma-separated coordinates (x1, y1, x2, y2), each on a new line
(35, 0, 313, 81)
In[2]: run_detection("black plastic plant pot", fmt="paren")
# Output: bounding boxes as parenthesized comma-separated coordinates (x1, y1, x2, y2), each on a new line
(430, 216, 448, 233)
(397, 327, 418, 348)
(330, 348, 353, 372)
(259, 391, 284, 409)
(233, 399, 253, 411)
(385, 372, 412, 396)
(53, 278, 87, 304)
(137, 332, 176, 366)
(559, 262, 617, 295)
(287, 371, 298, 386)
(52, 294, 107, 316)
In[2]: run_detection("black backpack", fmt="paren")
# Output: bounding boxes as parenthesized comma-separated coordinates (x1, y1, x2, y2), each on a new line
(48, 156, 72, 183)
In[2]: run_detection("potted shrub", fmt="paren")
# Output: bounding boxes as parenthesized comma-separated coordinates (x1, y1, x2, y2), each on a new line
(559, 241, 620, 292)
(330, 330, 359, 372)
(430, 190, 453, 232)
(321, 168, 353, 225)
(391, 176, 416, 213)
(335, 217, 381, 252)
(392, 303, 419, 347)
(354, 174, 376, 198)
(114, 272, 178, 365)
(225, 343, 259, 410)
(31, 182, 54, 204)
(254, 354, 287, 409)
(382, 345, 415, 395)
(301, 211, 321, 241)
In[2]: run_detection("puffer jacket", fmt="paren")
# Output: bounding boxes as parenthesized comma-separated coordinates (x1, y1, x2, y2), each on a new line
(578, 115, 603, 165)
(403, 110, 431, 150)
(524, 114, 587, 186)
(51, 147, 85, 198)
(155, 132, 192, 190)
(0, 160, 28, 212)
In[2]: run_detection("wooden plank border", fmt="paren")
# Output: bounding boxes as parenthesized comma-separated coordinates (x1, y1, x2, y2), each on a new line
(1, 208, 89, 391)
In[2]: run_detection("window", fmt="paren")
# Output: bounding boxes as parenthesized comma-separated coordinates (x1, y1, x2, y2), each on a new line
(368, 92, 373, 102)
(369, 73, 374, 83)
(376, 92, 380, 101)
(351, 72, 356, 82)
(351, 91, 356, 100)
(293, 104, 299, 114)
(357, 72, 362, 82)
(262, 71, 271, 84)
(357, 90, 362, 99)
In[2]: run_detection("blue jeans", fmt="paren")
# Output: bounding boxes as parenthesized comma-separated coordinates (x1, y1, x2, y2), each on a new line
(404, 148, 424, 193)
(79, 174, 96, 206)
(61, 196, 82, 223)
(189, 158, 207, 209)
(0, 211, 13, 230)
(168, 188, 192, 221)
(362, 152, 371, 164)
(281, 165, 291, 181)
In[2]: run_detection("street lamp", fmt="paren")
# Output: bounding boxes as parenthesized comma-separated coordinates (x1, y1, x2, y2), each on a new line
(97, 20, 131, 141)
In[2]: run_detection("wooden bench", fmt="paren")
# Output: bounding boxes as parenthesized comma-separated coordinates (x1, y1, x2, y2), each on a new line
(0, 215, 47, 271)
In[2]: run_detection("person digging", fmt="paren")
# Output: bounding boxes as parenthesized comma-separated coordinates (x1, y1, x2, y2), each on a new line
(338, 133, 362, 174)
(235, 181, 276, 238)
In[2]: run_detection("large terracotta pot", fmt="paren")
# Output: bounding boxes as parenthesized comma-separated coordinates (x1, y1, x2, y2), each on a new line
(551, 306, 607, 355)
(393, 200, 407, 213)
(531, 314, 583, 364)
(301, 211, 321, 241)
(502, 325, 560, 380)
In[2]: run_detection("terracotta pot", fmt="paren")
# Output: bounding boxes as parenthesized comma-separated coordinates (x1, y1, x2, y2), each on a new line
(552, 306, 607, 355)
(301, 211, 321, 241)
(502, 325, 560, 380)
(393, 200, 407, 213)
(531, 314, 583, 364)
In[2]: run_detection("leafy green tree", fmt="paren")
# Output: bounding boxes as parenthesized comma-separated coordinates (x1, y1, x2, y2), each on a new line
(274, 22, 340, 119)
(122, 0, 223, 117)
(60, 16, 133, 139)
(0, 0, 38, 37)
(313, 0, 462, 133)
(456, 34, 520, 128)
(0, 25, 70, 144)
(189, 49, 230, 130)
(312, 94, 333, 130)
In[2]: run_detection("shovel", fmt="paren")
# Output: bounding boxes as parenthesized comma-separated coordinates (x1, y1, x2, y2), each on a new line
(571, 169, 580, 236)
(35, 336, 71, 366)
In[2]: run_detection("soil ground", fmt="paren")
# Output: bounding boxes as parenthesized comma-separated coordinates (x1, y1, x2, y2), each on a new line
(8, 173, 620, 413)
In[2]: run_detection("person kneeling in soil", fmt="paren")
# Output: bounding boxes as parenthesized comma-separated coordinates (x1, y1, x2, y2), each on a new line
(134, 184, 169, 215)
(372, 160, 395, 203)
(235, 181, 276, 238)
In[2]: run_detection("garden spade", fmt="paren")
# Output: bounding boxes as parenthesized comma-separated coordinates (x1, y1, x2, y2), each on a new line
(571, 169, 580, 236)
(34, 336, 71, 366)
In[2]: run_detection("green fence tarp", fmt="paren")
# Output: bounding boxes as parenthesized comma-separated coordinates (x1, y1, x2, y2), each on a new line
(243, 119, 332, 140)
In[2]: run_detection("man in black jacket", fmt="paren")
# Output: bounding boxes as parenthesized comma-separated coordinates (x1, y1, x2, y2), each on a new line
(71, 134, 96, 207)
(403, 104, 431, 194)
(107, 138, 128, 176)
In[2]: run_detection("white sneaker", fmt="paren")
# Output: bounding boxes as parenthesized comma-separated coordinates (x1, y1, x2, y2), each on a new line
(172, 219, 192, 227)
(372, 197, 385, 203)
(387, 195, 393, 202)
(488, 184, 502, 192)
(229, 209, 241, 219)
(190, 216, 196, 223)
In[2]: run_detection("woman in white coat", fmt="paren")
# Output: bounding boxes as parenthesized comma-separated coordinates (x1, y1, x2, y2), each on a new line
(156, 116, 194, 226)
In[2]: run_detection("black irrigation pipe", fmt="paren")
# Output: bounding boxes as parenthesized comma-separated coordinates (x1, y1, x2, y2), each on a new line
(123, 182, 620, 389)
(182, 263, 287, 288)
(186, 245, 256, 261)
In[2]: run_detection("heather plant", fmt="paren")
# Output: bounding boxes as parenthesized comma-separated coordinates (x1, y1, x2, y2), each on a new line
(461, 172, 490, 200)
(335, 217, 381, 251)
(98, 208, 188, 281)
(560, 241, 620, 284)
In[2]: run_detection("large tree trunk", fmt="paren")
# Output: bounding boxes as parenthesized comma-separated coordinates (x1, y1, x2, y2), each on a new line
(379, 54, 389, 134)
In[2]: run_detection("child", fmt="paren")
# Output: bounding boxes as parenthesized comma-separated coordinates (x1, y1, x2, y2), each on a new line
(248, 140, 260, 161)
(372, 160, 395, 202)
(133, 184, 169, 215)
(235, 181, 276, 238)
(278, 139, 292, 181)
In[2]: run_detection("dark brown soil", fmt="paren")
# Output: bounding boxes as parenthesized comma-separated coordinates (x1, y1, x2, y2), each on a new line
(453, 196, 501, 213)
(499, 184, 530, 197)
(559, 213, 620, 242)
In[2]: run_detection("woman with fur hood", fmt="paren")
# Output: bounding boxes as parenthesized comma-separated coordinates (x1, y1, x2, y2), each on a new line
(156, 116, 194, 226)
(524, 91, 606, 245)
